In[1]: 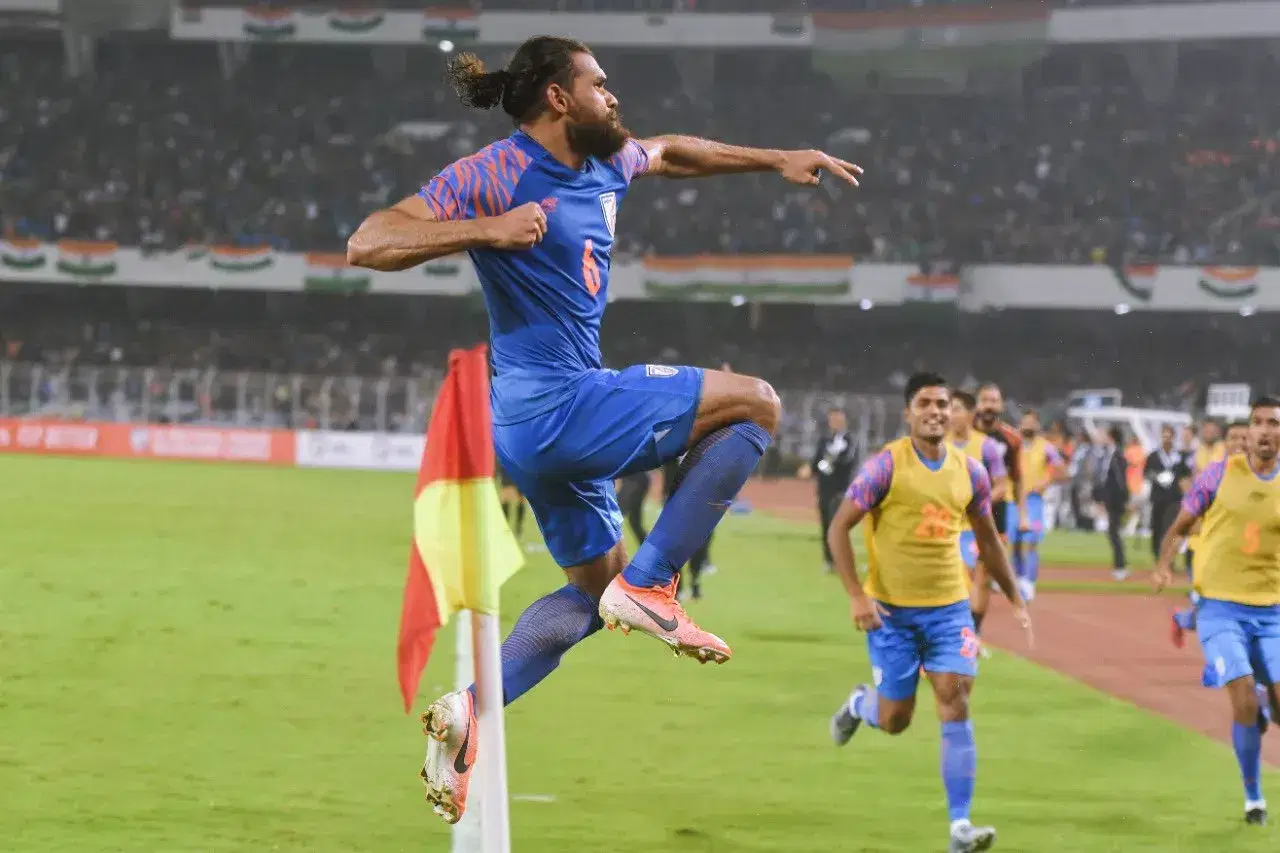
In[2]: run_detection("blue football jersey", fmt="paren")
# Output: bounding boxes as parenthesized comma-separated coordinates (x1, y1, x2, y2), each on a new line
(419, 131, 649, 424)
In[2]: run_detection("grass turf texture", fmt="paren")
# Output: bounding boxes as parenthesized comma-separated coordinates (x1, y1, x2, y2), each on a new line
(2, 456, 1275, 853)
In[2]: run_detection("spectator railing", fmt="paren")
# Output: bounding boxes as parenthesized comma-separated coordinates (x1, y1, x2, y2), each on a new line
(0, 360, 902, 459)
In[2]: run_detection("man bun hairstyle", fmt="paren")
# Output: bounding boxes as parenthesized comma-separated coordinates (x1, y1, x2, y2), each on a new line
(446, 36, 591, 124)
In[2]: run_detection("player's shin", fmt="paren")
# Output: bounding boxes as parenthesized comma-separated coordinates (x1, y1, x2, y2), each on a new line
(621, 422, 771, 588)
(467, 584, 601, 706)
(1233, 721, 1264, 804)
(941, 720, 977, 823)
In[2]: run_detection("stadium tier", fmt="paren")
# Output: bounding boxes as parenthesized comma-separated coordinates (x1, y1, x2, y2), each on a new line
(2, 33, 1278, 262)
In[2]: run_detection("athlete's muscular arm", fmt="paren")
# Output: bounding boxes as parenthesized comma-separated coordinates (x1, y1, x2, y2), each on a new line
(1154, 508, 1201, 589)
(637, 136, 862, 186)
(971, 511, 1020, 606)
(828, 450, 893, 631)
(989, 474, 1011, 505)
(967, 460, 1031, 640)
(1153, 462, 1223, 590)
(346, 195, 545, 272)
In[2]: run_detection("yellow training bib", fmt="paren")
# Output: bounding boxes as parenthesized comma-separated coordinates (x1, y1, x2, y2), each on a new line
(1194, 455, 1280, 606)
(864, 437, 974, 608)
(1020, 436, 1049, 495)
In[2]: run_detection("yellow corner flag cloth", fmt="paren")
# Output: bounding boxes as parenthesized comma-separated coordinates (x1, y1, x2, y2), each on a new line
(397, 344, 524, 712)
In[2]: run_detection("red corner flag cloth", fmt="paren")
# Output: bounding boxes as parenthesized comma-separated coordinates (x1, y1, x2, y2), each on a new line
(397, 344, 524, 712)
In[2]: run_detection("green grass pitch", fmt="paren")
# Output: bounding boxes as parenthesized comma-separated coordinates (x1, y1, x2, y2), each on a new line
(1, 456, 1276, 852)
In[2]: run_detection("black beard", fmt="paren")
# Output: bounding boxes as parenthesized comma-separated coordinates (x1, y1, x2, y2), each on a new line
(566, 115, 631, 160)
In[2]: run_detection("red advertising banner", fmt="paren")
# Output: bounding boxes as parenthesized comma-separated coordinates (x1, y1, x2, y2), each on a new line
(0, 420, 295, 465)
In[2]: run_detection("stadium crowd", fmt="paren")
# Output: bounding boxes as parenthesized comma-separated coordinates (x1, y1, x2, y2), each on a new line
(2, 36, 1278, 264)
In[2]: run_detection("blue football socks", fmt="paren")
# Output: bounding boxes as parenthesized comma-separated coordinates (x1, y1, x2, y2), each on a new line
(1024, 548, 1040, 584)
(851, 685, 881, 729)
(941, 720, 978, 823)
(468, 584, 601, 706)
(1011, 544, 1026, 581)
(1233, 721, 1264, 802)
(621, 422, 771, 588)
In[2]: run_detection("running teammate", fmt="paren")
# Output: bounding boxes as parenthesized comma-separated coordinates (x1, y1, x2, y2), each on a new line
(1014, 409, 1066, 602)
(827, 373, 1031, 852)
(1172, 419, 1248, 646)
(1154, 399, 1280, 826)
(347, 35, 862, 823)
(949, 390, 1009, 633)
(972, 383, 1025, 550)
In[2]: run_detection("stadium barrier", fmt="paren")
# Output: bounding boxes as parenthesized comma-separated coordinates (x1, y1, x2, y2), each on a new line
(0, 419, 426, 470)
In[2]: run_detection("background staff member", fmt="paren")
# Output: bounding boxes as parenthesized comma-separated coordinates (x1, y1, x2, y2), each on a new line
(1093, 425, 1131, 581)
(1144, 424, 1190, 562)
(799, 407, 858, 572)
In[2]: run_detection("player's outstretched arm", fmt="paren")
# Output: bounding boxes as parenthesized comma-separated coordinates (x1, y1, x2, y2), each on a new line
(346, 195, 546, 272)
(637, 136, 862, 187)
(1154, 462, 1220, 590)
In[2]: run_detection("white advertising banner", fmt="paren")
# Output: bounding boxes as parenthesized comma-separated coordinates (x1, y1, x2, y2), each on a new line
(0, 240, 475, 295)
(295, 430, 425, 472)
(5, 237, 1276, 311)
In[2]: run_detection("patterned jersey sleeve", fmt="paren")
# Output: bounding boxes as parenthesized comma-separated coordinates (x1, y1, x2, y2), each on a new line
(417, 142, 531, 220)
(845, 448, 894, 513)
(981, 437, 1007, 481)
(1181, 460, 1227, 518)
(966, 457, 993, 517)
(1002, 425, 1023, 487)
(608, 139, 650, 184)
(1044, 443, 1064, 468)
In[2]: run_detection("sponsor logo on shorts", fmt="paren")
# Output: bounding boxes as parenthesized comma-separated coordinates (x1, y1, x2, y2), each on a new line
(960, 627, 981, 659)
(645, 364, 678, 378)
(872, 666, 884, 686)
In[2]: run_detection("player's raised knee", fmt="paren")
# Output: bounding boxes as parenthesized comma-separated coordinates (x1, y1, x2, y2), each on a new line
(743, 376, 781, 434)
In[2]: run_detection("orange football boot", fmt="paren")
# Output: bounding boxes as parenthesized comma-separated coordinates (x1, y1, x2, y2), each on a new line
(598, 574, 732, 664)
(419, 689, 478, 824)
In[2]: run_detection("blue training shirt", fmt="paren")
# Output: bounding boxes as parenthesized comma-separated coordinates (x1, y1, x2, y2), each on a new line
(418, 130, 649, 425)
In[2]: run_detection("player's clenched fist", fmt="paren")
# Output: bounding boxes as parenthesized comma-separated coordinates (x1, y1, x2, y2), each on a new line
(483, 202, 547, 250)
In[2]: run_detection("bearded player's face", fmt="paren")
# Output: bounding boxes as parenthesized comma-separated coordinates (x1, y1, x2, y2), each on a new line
(907, 386, 951, 444)
(975, 388, 1003, 428)
(561, 53, 631, 160)
(1248, 406, 1280, 463)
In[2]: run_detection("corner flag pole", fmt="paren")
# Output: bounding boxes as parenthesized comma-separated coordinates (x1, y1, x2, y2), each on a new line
(450, 609, 512, 853)
(398, 344, 520, 853)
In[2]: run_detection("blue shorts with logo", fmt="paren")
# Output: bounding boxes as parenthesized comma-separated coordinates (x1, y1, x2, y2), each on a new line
(493, 364, 704, 568)
(867, 599, 980, 701)
(1011, 493, 1046, 545)
(1197, 598, 1280, 688)
(959, 531, 979, 571)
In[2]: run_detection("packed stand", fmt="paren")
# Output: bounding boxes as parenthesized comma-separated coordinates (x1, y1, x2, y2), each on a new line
(1, 36, 1278, 263)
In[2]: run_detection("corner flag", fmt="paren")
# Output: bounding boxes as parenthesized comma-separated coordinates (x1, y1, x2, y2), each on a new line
(397, 344, 524, 712)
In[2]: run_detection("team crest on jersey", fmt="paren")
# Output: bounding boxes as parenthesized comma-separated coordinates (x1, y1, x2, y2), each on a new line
(599, 191, 617, 237)
(645, 364, 678, 378)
